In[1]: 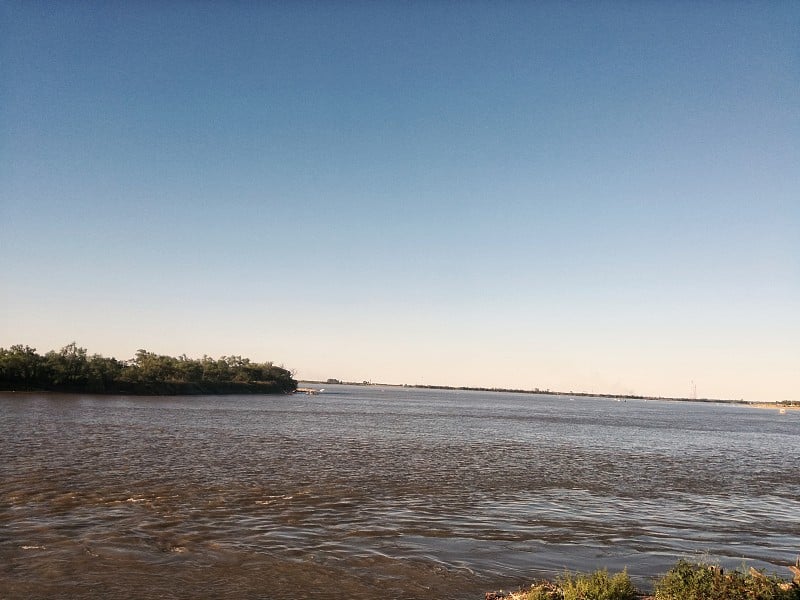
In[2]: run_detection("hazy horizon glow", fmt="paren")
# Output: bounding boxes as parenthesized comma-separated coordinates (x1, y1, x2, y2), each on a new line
(2, 3, 798, 401)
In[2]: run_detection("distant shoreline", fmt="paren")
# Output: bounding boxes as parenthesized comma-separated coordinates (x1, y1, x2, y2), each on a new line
(749, 402, 800, 410)
(304, 380, 797, 407)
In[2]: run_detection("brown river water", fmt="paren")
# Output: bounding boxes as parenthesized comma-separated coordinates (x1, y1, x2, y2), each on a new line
(1, 386, 799, 599)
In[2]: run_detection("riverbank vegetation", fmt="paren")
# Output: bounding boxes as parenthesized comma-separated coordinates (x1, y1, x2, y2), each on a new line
(0, 343, 297, 395)
(489, 559, 800, 600)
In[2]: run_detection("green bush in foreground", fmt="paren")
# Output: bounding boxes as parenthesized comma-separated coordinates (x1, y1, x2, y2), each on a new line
(507, 561, 798, 600)
(520, 587, 559, 600)
(558, 568, 637, 600)
(513, 569, 637, 600)
(654, 560, 800, 600)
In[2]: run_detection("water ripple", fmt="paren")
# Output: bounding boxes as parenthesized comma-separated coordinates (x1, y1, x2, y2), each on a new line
(2, 389, 798, 598)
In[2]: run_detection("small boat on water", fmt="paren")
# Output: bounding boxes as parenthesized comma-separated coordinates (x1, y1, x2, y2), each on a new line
(295, 387, 324, 395)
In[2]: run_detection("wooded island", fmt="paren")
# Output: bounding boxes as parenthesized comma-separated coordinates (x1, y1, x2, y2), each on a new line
(0, 343, 297, 395)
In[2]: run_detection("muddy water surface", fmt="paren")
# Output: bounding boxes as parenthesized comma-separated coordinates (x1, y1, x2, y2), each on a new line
(2, 387, 798, 599)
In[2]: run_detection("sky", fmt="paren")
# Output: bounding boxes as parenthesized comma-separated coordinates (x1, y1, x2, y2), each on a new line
(2, 1, 798, 401)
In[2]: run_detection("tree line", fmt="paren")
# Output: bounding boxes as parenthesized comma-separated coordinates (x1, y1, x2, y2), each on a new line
(0, 343, 297, 395)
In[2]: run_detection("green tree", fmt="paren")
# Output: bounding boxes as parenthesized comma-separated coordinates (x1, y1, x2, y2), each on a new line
(176, 354, 203, 383)
(131, 349, 178, 382)
(86, 354, 123, 392)
(0, 343, 297, 394)
(0, 345, 42, 387)
(44, 342, 89, 387)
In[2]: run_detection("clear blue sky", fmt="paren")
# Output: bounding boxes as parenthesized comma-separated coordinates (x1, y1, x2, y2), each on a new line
(2, 2, 798, 401)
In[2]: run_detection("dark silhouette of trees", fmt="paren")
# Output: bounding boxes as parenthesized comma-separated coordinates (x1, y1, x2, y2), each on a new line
(0, 345, 42, 386)
(0, 343, 296, 395)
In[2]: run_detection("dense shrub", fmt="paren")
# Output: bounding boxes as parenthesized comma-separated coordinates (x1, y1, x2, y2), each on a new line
(511, 569, 637, 600)
(502, 561, 799, 600)
(654, 560, 799, 600)
(558, 568, 638, 600)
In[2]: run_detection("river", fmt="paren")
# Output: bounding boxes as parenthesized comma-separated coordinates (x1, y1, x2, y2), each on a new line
(1, 386, 798, 599)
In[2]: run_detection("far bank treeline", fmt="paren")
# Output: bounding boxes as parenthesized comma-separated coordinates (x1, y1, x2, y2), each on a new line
(0, 343, 297, 395)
